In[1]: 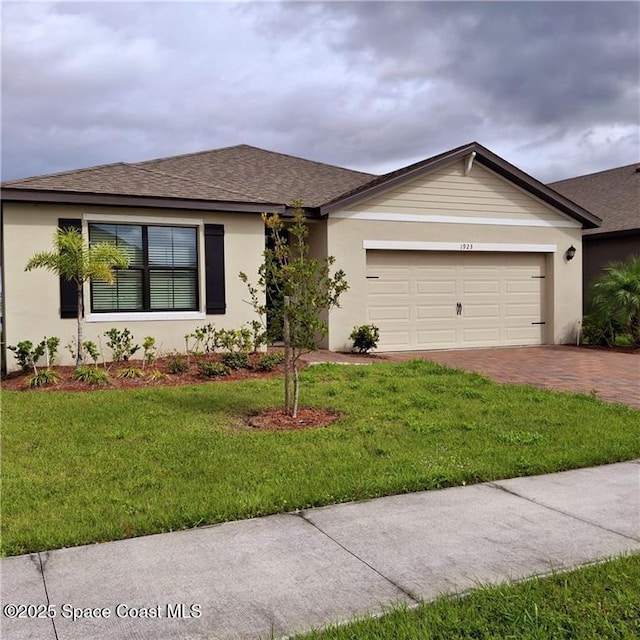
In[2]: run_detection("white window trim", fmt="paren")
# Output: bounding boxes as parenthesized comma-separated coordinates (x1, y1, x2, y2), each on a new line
(363, 240, 557, 252)
(334, 210, 580, 228)
(83, 213, 204, 227)
(83, 214, 207, 318)
(87, 311, 206, 323)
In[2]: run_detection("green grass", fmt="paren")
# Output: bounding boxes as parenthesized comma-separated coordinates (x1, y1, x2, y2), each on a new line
(2, 360, 639, 556)
(296, 554, 640, 639)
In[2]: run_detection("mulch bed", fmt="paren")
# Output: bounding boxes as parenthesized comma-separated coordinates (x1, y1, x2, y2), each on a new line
(0, 354, 283, 393)
(246, 407, 341, 431)
(576, 344, 640, 355)
(1, 354, 344, 430)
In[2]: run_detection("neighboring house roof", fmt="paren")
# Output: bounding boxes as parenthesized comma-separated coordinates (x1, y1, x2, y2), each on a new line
(550, 163, 640, 236)
(1, 145, 373, 210)
(1, 141, 601, 228)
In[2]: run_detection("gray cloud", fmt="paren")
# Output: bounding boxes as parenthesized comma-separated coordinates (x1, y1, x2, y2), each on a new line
(1, 1, 638, 183)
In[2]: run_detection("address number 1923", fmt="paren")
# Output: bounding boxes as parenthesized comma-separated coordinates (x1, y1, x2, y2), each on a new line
(460, 243, 474, 250)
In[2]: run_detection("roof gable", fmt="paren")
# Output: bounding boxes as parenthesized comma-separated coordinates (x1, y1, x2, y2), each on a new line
(341, 160, 582, 228)
(321, 142, 601, 229)
(550, 164, 639, 235)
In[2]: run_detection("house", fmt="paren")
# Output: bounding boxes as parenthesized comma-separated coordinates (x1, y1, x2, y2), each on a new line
(549, 164, 640, 297)
(1, 142, 600, 372)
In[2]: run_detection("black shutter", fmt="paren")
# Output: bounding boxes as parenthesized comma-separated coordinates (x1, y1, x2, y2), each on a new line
(204, 224, 226, 314)
(58, 218, 82, 319)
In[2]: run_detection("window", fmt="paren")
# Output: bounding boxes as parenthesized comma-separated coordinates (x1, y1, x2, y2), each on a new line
(89, 223, 198, 312)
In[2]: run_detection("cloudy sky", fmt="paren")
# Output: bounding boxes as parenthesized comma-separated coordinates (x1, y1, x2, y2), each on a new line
(2, 1, 638, 184)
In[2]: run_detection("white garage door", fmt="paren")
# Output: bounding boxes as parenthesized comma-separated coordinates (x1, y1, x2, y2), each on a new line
(366, 251, 546, 351)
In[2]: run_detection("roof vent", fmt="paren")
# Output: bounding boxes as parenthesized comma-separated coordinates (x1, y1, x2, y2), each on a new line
(636, 166, 640, 173)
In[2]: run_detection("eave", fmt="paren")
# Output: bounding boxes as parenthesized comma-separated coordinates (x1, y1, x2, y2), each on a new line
(0, 188, 285, 215)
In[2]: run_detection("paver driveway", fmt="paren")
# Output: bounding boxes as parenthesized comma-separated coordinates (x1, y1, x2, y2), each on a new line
(388, 346, 640, 408)
(303, 346, 639, 408)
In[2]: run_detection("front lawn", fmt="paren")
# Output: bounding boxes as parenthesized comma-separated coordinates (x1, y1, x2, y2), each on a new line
(296, 554, 640, 640)
(2, 360, 639, 556)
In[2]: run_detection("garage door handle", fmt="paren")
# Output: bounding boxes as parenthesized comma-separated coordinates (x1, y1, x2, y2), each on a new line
(456, 302, 462, 316)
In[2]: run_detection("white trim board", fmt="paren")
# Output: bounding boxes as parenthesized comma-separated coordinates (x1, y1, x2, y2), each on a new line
(83, 213, 204, 227)
(333, 211, 579, 228)
(87, 311, 206, 323)
(362, 240, 557, 253)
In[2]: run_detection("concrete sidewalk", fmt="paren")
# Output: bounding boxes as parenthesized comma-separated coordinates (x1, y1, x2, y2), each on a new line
(2, 462, 639, 640)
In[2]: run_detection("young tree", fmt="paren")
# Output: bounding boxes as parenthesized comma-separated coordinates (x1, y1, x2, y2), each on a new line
(25, 228, 129, 366)
(240, 202, 349, 417)
(589, 254, 640, 346)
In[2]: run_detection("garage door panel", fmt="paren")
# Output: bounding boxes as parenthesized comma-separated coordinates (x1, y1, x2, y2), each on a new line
(417, 280, 456, 294)
(378, 331, 411, 349)
(416, 330, 457, 346)
(462, 328, 501, 343)
(506, 280, 543, 293)
(369, 280, 410, 295)
(416, 305, 452, 319)
(462, 280, 500, 294)
(366, 250, 546, 351)
(506, 303, 541, 317)
(463, 304, 500, 319)
(505, 291, 541, 303)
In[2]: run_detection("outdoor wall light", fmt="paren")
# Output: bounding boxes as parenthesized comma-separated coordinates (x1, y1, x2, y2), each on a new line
(566, 245, 577, 261)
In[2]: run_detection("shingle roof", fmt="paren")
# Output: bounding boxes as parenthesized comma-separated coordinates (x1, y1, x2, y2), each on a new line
(0, 142, 606, 229)
(1, 161, 260, 202)
(1, 144, 374, 209)
(550, 164, 640, 235)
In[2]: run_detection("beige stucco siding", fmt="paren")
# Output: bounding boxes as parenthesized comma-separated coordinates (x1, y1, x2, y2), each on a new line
(2, 203, 264, 370)
(326, 161, 584, 352)
(306, 220, 330, 349)
(348, 162, 579, 224)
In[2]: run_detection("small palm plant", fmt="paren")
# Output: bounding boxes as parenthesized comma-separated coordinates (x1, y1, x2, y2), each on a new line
(25, 228, 129, 366)
(589, 254, 640, 347)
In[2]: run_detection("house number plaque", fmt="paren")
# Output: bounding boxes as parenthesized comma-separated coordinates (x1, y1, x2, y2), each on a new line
(460, 243, 474, 250)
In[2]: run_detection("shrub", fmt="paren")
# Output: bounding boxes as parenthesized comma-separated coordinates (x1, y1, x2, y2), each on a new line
(588, 254, 640, 346)
(104, 328, 140, 362)
(349, 324, 380, 354)
(217, 328, 252, 354)
(198, 361, 229, 378)
(44, 337, 60, 367)
(26, 370, 59, 388)
(8, 340, 45, 373)
(165, 353, 189, 375)
(117, 367, 144, 379)
(580, 312, 619, 347)
(146, 369, 168, 381)
(187, 324, 217, 354)
(220, 351, 250, 370)
(256, 352, 284, 372)
(82, 340, 101, 365)
(72, 366, 110, 385)
(142, 336, 157, 368)
(248, 320, 267, 353)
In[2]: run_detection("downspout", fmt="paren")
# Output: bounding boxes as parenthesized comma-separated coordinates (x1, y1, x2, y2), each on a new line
(464, 151, 477, 176)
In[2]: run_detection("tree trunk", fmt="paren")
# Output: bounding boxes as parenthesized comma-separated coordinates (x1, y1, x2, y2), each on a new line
(76, 283, 84, 367)
(292, 357, 299, 418)
(283, 295, 291, 414)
